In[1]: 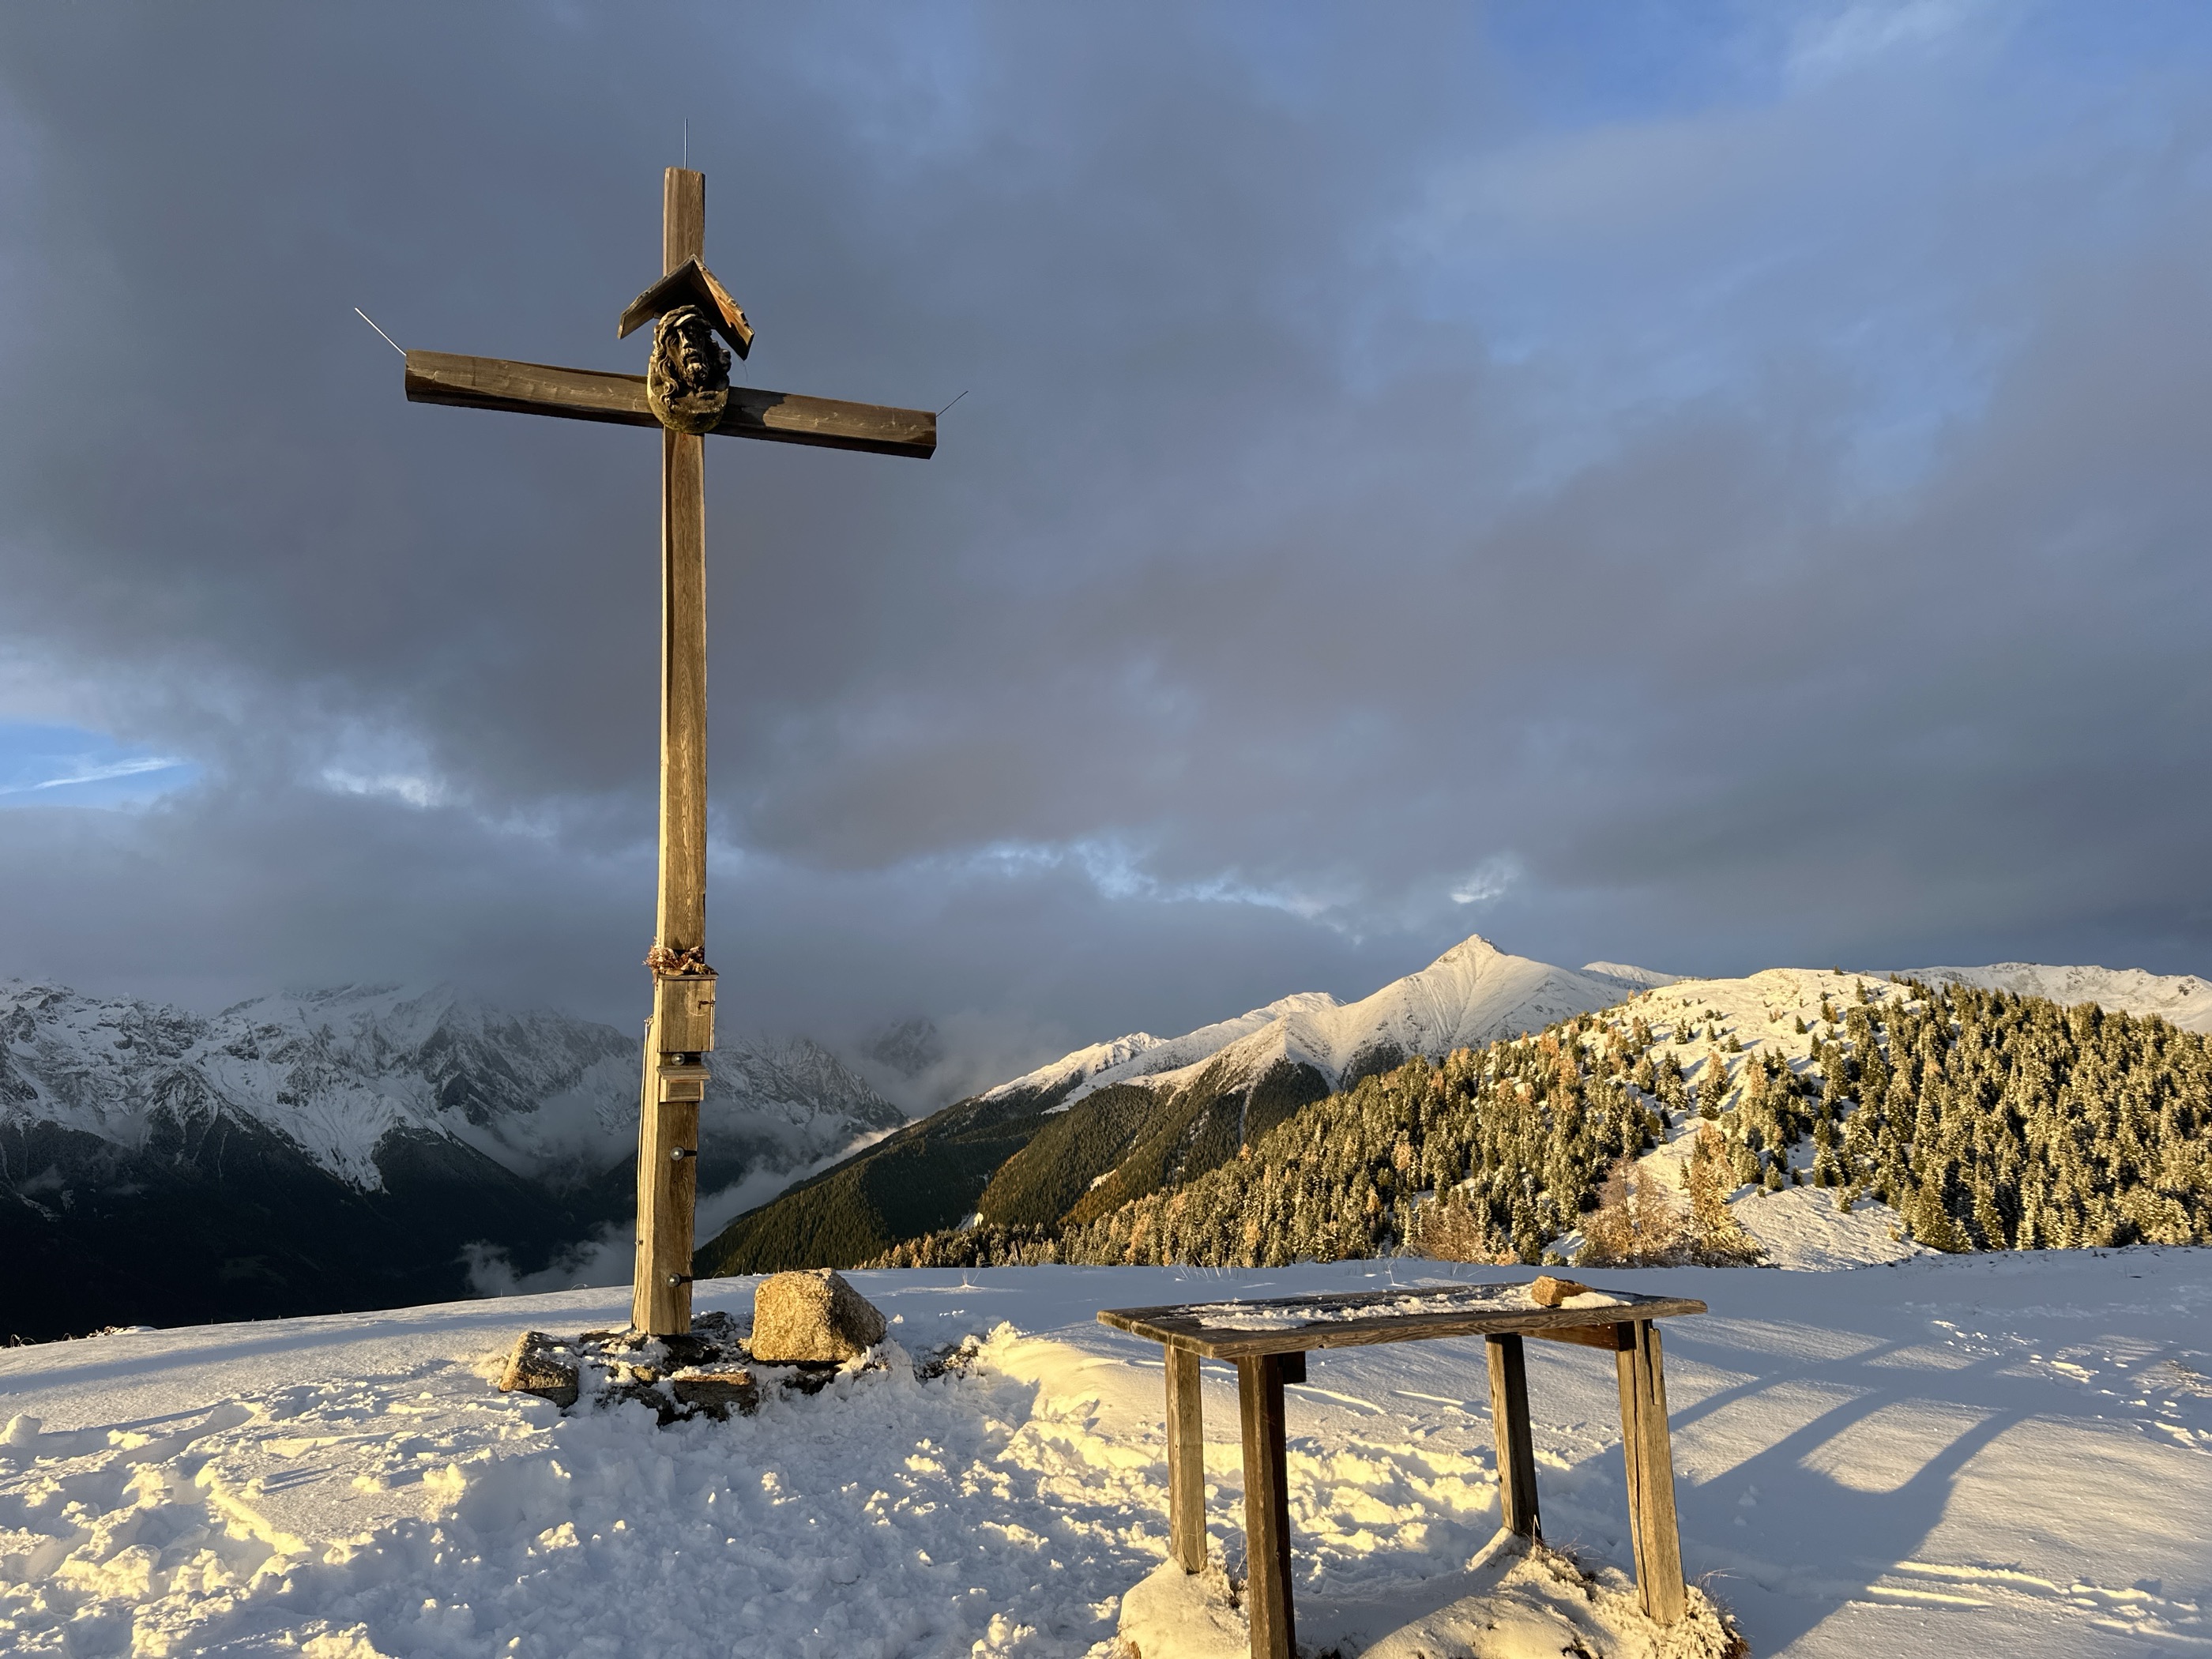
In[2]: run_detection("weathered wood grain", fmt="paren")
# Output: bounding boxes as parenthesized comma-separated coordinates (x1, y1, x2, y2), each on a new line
(630, 1051, 701, 1334)
(619, 255, 754, 358)
(404, 351, 656, 427)
(404, 351, 937, 458)
(716, 384, 937, 457)
(656, 427, 709, 969)
(1486, 1334, 1541, 1539)
(1615, 1319, 1687, 1624)
(652, 974, 717, 1055)
(1236, 1353, 1299, 1659)
(1165, 1347, 1206, 1573)
(664, 167, 704, 278)
(1097, 1285, 1705, 1360)
(631, 168, 715, 1340)
(1526, 1322, 1633, 1352)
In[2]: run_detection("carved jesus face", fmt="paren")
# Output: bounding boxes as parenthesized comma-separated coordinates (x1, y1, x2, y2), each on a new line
(647, 304, 732, 434)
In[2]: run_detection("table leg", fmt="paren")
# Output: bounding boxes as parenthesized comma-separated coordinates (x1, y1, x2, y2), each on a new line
(1166, 1346, 1206, 1572)
(1612, 1319, 1687, 1624)
(1485, 1333, 1540, 1540)
(1236, 1351, 1302, 1659)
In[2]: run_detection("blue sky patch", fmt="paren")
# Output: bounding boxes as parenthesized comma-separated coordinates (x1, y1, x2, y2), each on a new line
(0, 723, 197, 809)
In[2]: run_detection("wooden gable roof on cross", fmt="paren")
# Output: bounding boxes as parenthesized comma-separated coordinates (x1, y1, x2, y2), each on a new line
(618, 255, 754, 359)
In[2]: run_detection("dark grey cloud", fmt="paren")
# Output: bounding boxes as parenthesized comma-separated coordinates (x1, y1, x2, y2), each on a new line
(2, 3, 2209, 1070)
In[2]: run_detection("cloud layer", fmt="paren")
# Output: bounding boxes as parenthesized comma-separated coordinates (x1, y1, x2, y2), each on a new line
(2, 3, 2208, 1067)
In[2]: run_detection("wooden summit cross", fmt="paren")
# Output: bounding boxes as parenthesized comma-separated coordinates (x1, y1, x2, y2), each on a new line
(402, 168, 935, 1337)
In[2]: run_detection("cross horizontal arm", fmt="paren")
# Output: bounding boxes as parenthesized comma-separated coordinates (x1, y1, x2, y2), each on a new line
(403, 350, 935, 459)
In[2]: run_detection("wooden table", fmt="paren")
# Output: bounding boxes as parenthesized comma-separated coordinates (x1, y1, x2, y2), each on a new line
(1097, 1281, 1706, 1659)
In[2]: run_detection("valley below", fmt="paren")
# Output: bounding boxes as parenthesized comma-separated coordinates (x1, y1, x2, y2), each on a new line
(0, 983, 901, 1341)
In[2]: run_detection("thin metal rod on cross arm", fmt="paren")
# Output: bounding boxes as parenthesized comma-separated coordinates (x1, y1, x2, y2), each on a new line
(354, 308, 404, 356)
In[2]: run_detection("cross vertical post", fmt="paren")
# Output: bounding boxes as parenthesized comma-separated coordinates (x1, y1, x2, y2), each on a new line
(394, 164, 935, 1341)
(634, 167, 713, 1337)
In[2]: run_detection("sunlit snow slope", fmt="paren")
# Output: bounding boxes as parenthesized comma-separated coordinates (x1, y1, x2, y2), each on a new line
(1898, 961, 2212, 1032)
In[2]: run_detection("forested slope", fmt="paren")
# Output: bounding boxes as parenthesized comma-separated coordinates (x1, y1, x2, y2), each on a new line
(876, 976, 2212, 1269)
(691, 933, 1644, 1273)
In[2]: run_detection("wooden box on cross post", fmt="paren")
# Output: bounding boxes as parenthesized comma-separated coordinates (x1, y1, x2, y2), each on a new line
(655, 1058, 711, 1101)
(653, 972, 717, 1054)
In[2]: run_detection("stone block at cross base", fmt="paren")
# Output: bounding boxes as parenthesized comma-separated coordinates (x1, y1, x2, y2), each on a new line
(672, 1367, 759, 1416)
(750, 1269, 887, 1363)
(498, 1331, 580, 1408)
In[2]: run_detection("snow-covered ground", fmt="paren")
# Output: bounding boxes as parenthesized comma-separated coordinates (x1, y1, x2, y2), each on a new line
(3, 1250, 2206, 1657)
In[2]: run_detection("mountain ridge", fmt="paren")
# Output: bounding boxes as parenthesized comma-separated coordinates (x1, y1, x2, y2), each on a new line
(1895, 961, 2212, 1033)
(0, 978, 901, 1340)
(694, 934, 2212, 1277)
(693, 934, 1683, 1274)
(984, 937, 1680, 1115)
(0, 979, 901, 1191)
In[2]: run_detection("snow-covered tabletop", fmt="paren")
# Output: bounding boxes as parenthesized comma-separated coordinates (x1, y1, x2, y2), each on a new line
(1096, 1280, 1706, 1357)
(1098, 1282, 1708, 1657)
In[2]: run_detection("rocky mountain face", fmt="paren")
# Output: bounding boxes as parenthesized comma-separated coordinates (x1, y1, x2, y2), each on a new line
(0, 981, 901, 1341)
(695, 935, 1673, 1273)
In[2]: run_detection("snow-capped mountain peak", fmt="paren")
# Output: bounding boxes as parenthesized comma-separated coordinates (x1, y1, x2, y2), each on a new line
(1579, 961, 1680, 993)
(979, 935, 1677, 1113)
(980, 991, 1344, 1109)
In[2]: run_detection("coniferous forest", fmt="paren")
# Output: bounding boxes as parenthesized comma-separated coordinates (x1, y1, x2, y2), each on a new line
(875, 979, 2212, 1270)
